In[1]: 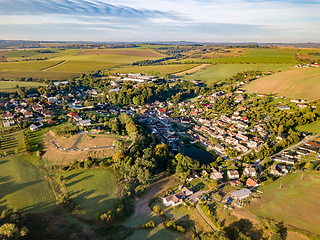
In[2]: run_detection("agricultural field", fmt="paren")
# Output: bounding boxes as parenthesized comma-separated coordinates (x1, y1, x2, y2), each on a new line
(110, 64, 199, 75)
(0, 80, 46, 91)
(244, 67, 320, 101)
(247, 171, 320, 235)
(183, 63, 292, 84)
(59, 168, 117, 219)
(0, 48, 165, 80)
(0, 154, 56, 213)
(182, 48, 299, 64)
(295, 120, 320, 134)
(0, 131, 26, 155)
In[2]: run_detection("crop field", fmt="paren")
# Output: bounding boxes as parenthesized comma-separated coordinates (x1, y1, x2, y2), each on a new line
(244, 67, 320, 101)
(59, 168, 116, 219)
(0, 48, 165, 80)
(110, 64, 199, 75)
(0, 131, 26, 154)
(0, 154, 56, 213)
(183, 48, 298, 64)
(295, 120, 320, 134)
(247, 171, 320, 235)
(183, 63, 292, 83)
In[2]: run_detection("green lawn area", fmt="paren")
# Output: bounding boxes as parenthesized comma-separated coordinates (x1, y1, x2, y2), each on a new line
(295, 120, 320, 134)
(0, 154, 56, 213)
(183, 63, 292, 84)
(59, 168, 117, 219)
(126, 224, 185, 240)
(247, 171, 320, 235)
(0, 60, 61, 71)
(244, 67, 320, 101)
(0, 131, 26, 154)
(111, 64, 199, 75)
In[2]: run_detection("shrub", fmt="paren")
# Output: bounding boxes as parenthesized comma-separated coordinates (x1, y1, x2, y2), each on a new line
(141, 221, 155, 229)
(152, 205, 161, 213)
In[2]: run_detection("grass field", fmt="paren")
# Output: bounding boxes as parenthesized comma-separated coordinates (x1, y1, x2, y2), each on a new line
(0, 154, 56, 213)
(59, 168, 116, 219)
(183, 48, 298, 64)
(247, 171, 320, 235)
(0, 80, 46, 91)
(0, 131, 26, 154)
(295, 120, 320, 134)
(183, 63, 292, 83)
(0, 48, 165, 80)
(126, 224, 185, 240)
(244, 67, 320, 101)
(110, 64, 199, 75)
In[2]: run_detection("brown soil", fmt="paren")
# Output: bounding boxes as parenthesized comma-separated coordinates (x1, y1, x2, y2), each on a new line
(297, 54, 315, 61)
(77, 49, 161, 57)
(286, 231, 310, 240)
(77, 135, 117, 149)
(44, 130, 78, 149)
(42, 132, 115, 165)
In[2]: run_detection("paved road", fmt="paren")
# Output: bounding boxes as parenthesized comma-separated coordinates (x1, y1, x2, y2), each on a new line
(196, 204, 217, 232)
(67, 132, 85, 150)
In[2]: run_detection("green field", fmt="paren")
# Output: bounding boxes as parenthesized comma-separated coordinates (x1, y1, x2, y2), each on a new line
(126, 224, 185, 240)
(244, 67, 320, 101)
(248, 171, 320, 235)
(296, 120, 320, 134)
(0, 131, 26, 154)
(60, 168, 116, 218)
(0, 48, 165, 80)
(183, 64, 292, 83)
(183, 48, 298, 64)
(0, 154, 56, 213)
(111, 64, 199, 75)
(0, 80, 46, 91)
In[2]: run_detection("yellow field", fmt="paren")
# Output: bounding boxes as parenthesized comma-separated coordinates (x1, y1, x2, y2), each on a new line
(244, 67, 320, 101)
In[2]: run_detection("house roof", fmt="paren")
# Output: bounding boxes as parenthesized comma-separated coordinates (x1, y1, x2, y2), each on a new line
(246, 178, 257, 188)
(231, 188, 252, 199)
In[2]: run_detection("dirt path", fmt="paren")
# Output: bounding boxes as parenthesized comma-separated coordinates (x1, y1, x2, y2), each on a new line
(174, 64, 211, 76)
(41, 60, 67, 71)
(133, 176, 180, 217)
(196, 204, 217, 232)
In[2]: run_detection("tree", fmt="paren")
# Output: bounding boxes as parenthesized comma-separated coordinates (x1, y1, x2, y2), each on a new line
(0, 223, 19, 238)
(112, 152, 125, 162)
(208, 180, 218, 192)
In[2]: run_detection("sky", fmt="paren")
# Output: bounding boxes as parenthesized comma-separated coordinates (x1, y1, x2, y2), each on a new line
(0, 0, 319, 42)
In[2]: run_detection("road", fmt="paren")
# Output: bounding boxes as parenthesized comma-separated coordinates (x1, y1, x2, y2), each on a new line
(195, 204, 217, 232)
(66, 132, 85, 150)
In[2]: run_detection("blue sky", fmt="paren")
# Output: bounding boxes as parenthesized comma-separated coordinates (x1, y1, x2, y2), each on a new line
(0, 0, 319, 42)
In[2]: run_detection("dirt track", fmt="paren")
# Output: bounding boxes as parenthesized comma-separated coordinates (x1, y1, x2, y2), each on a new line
(133, 176, 180, 217)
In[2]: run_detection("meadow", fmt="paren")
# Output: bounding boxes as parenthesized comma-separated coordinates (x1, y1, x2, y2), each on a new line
(244, 67, 320, 101)
(110, 64, 199, 75)
(183, 63, 292, 83)
(0, 80, 46, 91)
(0, 154, 56, 213)
(295, 120, 320, 134)
(182, 48, 299, 64)
(0, 131, 26, 154)
(247, 171, 320, 235)
(59, 168, 116, 219)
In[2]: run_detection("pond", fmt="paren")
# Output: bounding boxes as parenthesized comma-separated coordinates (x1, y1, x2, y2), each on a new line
(183, 145, 215, 165)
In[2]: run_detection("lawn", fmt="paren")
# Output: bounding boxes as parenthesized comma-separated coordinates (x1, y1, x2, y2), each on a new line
(247, 171, 320, 235)
(0, 71, 81, 81)
(126, 224, 185, 240)
(0, 154, 56, 213)
(0, 80, 46, 90)
(0, 131, 26, 154)
(110, 64, 199, 75)
(183, 63, 292, 84)
(59, 168, 117, 219)
(295, 120, 320, 134)
(0, 60, 61, 71)
(244, 67, 320, 101)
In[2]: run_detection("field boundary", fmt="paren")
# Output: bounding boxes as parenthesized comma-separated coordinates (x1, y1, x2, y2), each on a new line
(41, 60, 67, 71)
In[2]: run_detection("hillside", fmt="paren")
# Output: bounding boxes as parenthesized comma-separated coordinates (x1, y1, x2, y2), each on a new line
(244, 67, 320, 101)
